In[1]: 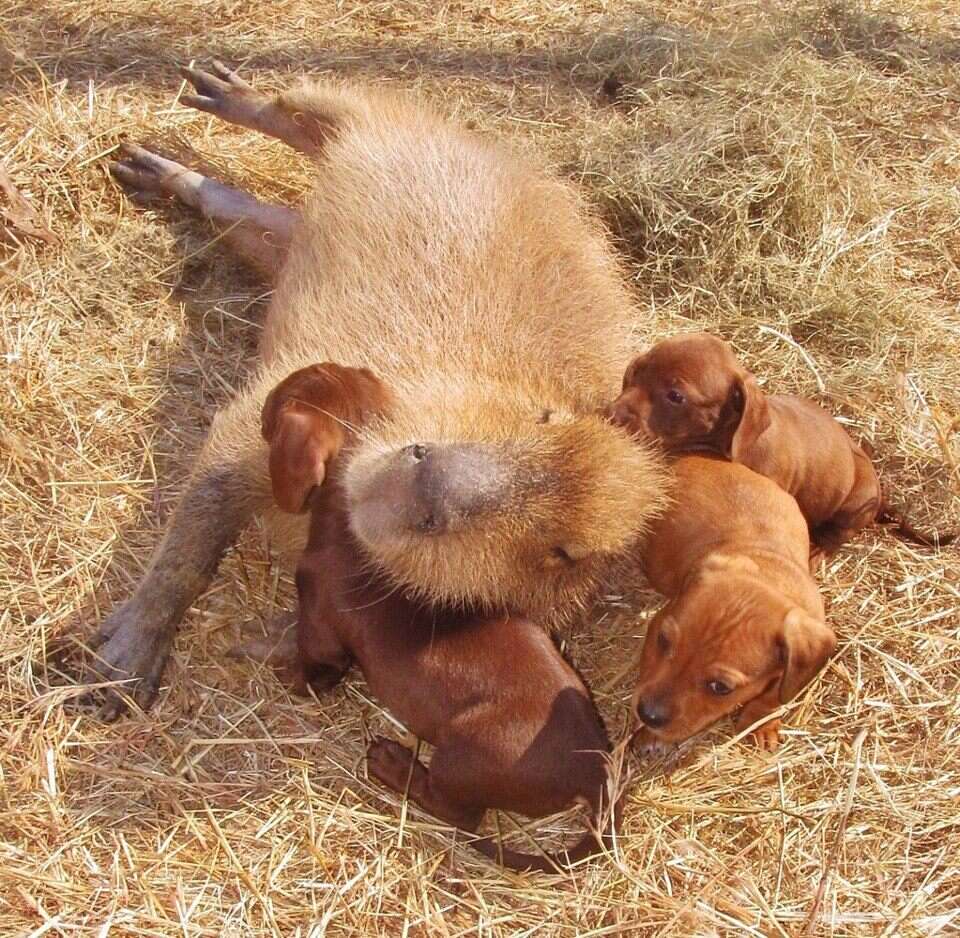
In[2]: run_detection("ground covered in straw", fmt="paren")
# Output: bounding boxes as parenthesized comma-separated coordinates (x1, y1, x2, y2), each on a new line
(2, 1, 959, 935)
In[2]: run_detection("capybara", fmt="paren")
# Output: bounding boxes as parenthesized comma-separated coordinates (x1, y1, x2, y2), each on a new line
(254, 362, 619, 872)
(608, 332, 954, 555)
(632, 456, 835, 752)
(88, 64, 667, 717)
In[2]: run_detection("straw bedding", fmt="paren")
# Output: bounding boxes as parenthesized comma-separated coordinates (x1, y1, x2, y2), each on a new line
(2, 1, 958, 934)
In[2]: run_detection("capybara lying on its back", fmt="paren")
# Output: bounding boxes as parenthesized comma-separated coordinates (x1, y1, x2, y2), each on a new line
(87, 64, 668, 716)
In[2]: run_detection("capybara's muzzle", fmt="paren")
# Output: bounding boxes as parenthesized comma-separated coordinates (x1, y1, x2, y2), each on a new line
(349, 442, 514, 539)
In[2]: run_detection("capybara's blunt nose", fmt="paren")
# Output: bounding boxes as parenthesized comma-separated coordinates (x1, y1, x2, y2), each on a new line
(409, 443, 512, 534)
(351, 442, 515, 541)
(636, 697, 671, 729)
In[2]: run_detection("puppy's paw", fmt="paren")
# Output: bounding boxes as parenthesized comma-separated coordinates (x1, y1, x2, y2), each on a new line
(744, 718, 781, 752)
(631, 726, 674, 759)
(366, 736, 415, 792)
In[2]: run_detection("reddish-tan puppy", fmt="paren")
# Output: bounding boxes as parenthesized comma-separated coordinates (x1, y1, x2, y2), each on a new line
(255, 362, 618, 873)
(633, 455, 836, 752)
(609, 332, 950, 554)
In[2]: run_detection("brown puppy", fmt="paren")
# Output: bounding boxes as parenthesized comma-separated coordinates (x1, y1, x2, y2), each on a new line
(633, 456, 836, 752)
(257, 363, 619, 873)
(609, 332, 952, 554)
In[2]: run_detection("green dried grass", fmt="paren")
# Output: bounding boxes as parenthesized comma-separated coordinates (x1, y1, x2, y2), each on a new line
(2, 1, 959, 935)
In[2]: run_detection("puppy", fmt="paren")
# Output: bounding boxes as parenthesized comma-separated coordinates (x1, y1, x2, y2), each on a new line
(633, 455, 836, 752)
(257, 362, 620, 872)
(609, 332, 953, 554)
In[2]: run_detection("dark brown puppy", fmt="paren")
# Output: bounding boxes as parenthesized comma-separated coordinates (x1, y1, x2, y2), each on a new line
(257, 363, 619, 873)
(609, 332, 953, 554)
(633, 456, 835, 753)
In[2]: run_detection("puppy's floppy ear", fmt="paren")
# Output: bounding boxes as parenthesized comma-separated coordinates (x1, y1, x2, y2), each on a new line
(266, 405, 341, 513)
(621, 349, 650, 389)
(722, 372, 771, 461)
(777, 608, 837, 703)
(699, 553, 760, 578)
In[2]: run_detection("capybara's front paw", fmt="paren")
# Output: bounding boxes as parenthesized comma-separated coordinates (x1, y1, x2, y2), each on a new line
(366, 736, 415, 793)
(230, 613, 297, 666)
(80, 602, 175, 719)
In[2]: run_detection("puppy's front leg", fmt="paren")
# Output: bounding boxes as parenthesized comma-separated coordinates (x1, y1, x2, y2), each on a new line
(734, 690, 783, 751)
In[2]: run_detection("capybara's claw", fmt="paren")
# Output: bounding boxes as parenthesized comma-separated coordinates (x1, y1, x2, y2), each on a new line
(77, 601, 175, 719)
(110, 144, 190, 196)
(179, 63, 259, 121)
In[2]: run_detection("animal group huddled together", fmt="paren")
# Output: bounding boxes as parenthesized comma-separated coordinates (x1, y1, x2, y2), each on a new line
(90, 65, 952, 874)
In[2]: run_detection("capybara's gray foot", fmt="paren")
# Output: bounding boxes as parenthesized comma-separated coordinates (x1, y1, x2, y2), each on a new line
(229, 612, 311, 690)
(83, 601, 175, 720)
(180, 62, 264, 127)
(110, 143, 203, 203)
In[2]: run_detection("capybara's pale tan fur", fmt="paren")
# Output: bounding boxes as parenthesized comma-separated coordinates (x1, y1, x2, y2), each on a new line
(90, 66, 668, 715)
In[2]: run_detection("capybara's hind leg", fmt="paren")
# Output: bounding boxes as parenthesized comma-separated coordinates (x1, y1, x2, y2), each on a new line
(366, 737, 484, 830)
(180, 63, 339, 157)
(111, 143, 296, 279)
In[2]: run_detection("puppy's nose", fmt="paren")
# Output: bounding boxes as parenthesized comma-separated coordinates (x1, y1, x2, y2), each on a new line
(636, 697, 671, 729)
(608, 396, 638, 430)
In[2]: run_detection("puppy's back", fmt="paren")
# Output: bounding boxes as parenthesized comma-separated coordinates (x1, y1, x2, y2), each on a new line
(644, 456, 809, 593)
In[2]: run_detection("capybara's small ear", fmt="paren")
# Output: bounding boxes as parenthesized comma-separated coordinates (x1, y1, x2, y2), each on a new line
(777, 608, 837, 703)
(727, 373, 771, 461)
(267, 406, 338, 513)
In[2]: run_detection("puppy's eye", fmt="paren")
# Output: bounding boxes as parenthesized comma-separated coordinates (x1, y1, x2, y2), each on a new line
(706, 679, 733, 696)
(656, 631, 670, 653)
(666, 388, 686, 406)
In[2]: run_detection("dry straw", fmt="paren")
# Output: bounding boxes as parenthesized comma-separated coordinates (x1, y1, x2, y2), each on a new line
(2, 1, 959, 935)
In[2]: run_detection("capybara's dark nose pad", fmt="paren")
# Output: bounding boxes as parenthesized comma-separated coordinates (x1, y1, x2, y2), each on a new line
(636, 697, 670, 729)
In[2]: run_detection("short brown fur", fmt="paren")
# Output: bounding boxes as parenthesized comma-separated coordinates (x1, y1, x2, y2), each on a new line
(633, 456, 836, 752)
(609, 332, 953, 556)
(258, 364, 619, 872)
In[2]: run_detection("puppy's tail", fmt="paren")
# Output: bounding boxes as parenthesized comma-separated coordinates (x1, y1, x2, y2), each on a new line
(469, 790, 625, 874)
(877, 503, 957, 548)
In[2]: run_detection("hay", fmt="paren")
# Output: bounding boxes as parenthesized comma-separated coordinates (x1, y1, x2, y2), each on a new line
(2, 0, 959, 934)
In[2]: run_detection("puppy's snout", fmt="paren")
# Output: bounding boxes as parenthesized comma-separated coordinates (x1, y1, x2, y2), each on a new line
(636, 697, 671, 729)
(608, 392, 642, 431)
